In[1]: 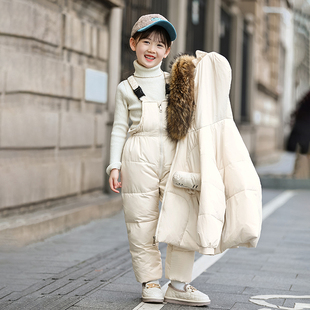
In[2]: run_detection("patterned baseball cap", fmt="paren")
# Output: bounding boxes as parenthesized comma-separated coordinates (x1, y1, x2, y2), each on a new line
(131, 14, 177, 41)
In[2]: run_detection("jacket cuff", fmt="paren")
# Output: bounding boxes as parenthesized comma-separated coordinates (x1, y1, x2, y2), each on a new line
(199, 247, 215, 255)
(106, 162, 121, 175)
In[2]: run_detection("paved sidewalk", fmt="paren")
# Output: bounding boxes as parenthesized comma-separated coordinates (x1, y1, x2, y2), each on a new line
(255, 151, 310, 189)
(256, 151, 296, 176)
(0, 189, 309, 309)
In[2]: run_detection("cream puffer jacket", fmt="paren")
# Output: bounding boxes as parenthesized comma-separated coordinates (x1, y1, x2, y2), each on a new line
(155, 50, 262, 255)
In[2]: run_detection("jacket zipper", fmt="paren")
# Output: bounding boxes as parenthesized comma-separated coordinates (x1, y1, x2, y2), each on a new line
(153, 100, 165, 246)
(158, 101, 163, 180)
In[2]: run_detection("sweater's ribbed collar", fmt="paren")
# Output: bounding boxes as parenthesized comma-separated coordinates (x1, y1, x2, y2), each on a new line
(133, 60, 163, 78)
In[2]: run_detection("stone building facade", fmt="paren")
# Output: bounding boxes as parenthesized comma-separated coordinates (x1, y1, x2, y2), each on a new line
(236, 0, 294, 163)
(0, 0, 297, 216)
(0, 0, 123, 216)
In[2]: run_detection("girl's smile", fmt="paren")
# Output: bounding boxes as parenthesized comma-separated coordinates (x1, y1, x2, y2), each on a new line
(145, 54, 156, 61)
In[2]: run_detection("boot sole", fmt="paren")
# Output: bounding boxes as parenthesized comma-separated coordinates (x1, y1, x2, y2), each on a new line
(142, 298, 164, 303)
(164, 297, 211, 307)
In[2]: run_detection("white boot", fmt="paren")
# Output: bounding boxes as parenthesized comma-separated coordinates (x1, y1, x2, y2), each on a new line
(142, 281, 164, 303)
(164, 283, 211, 306)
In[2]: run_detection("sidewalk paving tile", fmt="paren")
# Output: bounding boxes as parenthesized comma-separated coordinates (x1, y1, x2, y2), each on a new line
(230, 302, 265, 310)
(52, 279, 88, 295)
(290, 283, 310, 292)
(74, 291, 141, 309)
(283, 297, 310, 308)
(99, 282, 142, 294)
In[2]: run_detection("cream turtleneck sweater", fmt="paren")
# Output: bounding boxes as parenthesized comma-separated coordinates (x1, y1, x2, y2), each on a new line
(106, 60, 167, 175)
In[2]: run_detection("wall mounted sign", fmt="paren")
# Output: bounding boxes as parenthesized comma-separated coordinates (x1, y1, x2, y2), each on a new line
(85, 69, 108, 104)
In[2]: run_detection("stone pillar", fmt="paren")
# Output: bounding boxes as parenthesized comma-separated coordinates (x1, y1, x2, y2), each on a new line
(168, 0, 188, 60)
(280, 9, 294, 143)
(108, 7, 123, 115)
(245, 13, 257, 162)
(104, 7, 123, 193)
(229, 4, 244, 122)
(205, 0, 221, 52)
(244, 13, 255, 126)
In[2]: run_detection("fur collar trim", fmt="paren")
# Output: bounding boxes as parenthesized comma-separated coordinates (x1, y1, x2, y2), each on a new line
(167, 55, 196, 141)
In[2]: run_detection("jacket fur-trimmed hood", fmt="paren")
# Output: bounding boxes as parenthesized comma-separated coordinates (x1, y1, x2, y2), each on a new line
(166, 54, 196, 141)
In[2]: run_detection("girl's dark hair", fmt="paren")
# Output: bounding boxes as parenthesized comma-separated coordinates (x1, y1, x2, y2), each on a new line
(132, 25, 172, 48)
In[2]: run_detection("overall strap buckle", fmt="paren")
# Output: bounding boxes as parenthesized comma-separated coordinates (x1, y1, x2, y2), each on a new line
(127, 76, 146, 101)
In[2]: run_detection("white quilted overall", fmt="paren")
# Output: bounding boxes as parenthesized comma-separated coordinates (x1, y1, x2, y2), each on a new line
(121, 76, 195, 283)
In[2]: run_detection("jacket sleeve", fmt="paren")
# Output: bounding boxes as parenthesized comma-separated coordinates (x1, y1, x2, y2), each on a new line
(215, 116, 262, 250)
(194, 51, 262, 253)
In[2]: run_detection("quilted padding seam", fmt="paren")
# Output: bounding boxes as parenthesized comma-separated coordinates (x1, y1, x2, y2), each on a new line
(226, 188, 258, 201)
(218, 158, 249, 172)
(198, 212, 224, 223)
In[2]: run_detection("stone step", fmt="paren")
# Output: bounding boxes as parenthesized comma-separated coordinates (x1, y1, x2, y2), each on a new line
(0, 193, 122, 248)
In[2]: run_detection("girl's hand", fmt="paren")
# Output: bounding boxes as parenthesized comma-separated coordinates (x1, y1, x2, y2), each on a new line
(109, 169, 122, 193)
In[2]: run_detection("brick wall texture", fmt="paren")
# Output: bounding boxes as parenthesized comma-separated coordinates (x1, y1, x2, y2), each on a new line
(0, 0, 110, 213)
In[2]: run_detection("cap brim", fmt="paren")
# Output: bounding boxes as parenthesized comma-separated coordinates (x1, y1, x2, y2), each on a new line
(137, 20, 177, 41)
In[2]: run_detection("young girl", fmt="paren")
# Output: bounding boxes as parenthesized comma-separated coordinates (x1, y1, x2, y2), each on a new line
(106, 14, 210, 306)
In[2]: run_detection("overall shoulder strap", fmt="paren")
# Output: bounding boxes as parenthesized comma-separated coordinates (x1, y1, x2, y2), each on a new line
(164, 72, 170, 95)
(164, 72, 170, 83)
(127, 76, 146, 101)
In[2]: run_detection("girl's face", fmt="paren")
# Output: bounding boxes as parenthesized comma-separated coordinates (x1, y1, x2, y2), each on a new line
(130, 33, 171, 69)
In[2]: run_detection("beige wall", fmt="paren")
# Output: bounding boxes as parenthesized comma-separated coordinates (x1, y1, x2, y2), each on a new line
(0, 0, 122, 215)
